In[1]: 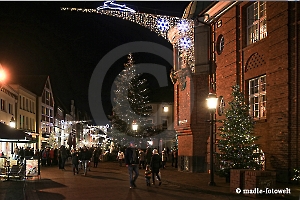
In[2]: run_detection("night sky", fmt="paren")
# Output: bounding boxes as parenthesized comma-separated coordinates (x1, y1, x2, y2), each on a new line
(0, 1, 189, 124)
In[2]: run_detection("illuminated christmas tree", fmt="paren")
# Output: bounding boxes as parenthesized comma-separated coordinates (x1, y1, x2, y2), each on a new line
(216, 85, 262, 178)
(110, 53, 152, 144)
(48, 132, 57, 148)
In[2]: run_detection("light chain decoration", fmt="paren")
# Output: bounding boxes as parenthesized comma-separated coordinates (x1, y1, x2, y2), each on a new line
(61, 2, 195, 73)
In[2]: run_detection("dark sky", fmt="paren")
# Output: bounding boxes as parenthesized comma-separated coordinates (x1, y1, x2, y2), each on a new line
(0, 1, 189, 124)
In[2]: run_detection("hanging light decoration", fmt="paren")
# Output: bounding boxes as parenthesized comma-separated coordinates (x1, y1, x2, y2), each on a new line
(156, 17, 169, 32)
(177, 19, 189, 33)
(179, 37, 192, 50)
(61, 1, 195, 73)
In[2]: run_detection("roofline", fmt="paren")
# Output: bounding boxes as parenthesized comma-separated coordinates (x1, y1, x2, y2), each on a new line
(197, 1, 239, 24)
(9, 84, 37, 97)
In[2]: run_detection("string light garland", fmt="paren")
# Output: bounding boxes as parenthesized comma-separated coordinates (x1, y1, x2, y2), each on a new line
(60, 1, 195, 73)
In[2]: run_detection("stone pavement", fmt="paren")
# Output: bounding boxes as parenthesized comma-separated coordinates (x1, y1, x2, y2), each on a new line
(1, 161, 299, 200)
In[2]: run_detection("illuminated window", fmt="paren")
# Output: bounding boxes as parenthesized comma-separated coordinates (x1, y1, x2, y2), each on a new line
(249, 75, 266, 119)
(247, 1, 267, 45)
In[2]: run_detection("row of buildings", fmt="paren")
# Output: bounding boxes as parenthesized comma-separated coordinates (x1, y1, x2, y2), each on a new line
(0, 73, 176, 158)
(0, 74, 92, 157)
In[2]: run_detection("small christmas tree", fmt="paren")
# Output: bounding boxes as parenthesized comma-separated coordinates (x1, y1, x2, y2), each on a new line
(216, 85, 262, 178)
(109, 53, 152, 143)
(48, 132, 57, 148)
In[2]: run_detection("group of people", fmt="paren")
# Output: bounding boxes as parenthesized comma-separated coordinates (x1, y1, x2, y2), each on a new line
(38, 145, 102, 176)
(10, 143, 177, 189)
(124, 142, 177, 189)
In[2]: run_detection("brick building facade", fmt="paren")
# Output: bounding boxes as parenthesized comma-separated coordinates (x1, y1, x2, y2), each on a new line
(172, 1, 299, 182)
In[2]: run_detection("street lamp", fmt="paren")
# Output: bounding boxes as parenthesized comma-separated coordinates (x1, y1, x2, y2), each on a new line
(206, 92, 218, 186)
(132, 121, 138, 132)
(0, 64, 6, 83)
(132, 121, 138, 143)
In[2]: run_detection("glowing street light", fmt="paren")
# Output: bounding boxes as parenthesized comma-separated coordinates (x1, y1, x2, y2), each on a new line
(0, 64, 6, 83)
(206, 92, 218, 186)
(132, 121, 138, 132)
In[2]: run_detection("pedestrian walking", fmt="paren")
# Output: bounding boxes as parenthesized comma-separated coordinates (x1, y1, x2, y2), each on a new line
(60, 145, 68, 170)
(150, 149, 162, 186)
(174, 148, 178, 168)
(49, 148, 54, 166)
(79, 146, 92, 176)
(171, 149, 175, 167)
(117, 150, 124, 166)
(145, 147, 152, 166)
(166, 147, 170, 161)
(58, 148, 62, 169)
(41, 148, 48, 167)
(93, 149, 100, 168)
(144, 165, 152, 186)
(71, 149, 79, 175)
(138, 149, 145, 169)
(125, 142, 139, 189)
(162, 148, 167, 169)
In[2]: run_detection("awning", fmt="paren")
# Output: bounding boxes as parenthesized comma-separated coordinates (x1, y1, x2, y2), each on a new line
(0, 122, 33, 143)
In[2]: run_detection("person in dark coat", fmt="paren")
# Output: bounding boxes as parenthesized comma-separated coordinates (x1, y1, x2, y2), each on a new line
(60, 145, 68, 170)
(145, 148, 152, 166)
(58, 148, 62, 169)
(93, 149, 100, 168)
(174, 149, 178, 168)
(150, 149, 162, 186)
(79, 146, 92, 176)
(125, 142, 139, 189)
(71, 149, 79, 175)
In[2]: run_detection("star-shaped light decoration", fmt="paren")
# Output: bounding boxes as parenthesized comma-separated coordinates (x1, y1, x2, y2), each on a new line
(156, 17, 170, 32)
(179, 37, 192, 50)
(177, 19, 189, 33)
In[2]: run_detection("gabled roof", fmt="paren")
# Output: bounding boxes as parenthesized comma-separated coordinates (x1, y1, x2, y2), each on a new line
(10, 75, 48, 96)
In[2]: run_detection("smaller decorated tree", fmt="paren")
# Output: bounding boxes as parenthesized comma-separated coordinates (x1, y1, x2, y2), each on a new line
(216, 85, 262, 179)
(48, 132, 57, 148)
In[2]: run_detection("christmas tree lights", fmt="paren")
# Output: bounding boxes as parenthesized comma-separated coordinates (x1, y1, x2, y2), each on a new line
(216, 85, 263, 179)
(109, 53, 154, 145)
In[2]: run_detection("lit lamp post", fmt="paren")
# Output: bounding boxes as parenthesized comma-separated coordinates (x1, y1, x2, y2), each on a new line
(206, 92, 218, 186)
(132, 121, 138, 144)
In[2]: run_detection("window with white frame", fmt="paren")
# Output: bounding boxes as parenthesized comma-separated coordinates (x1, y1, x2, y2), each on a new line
(247, 1, 267, 45)
(249, 75, 266, 119)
